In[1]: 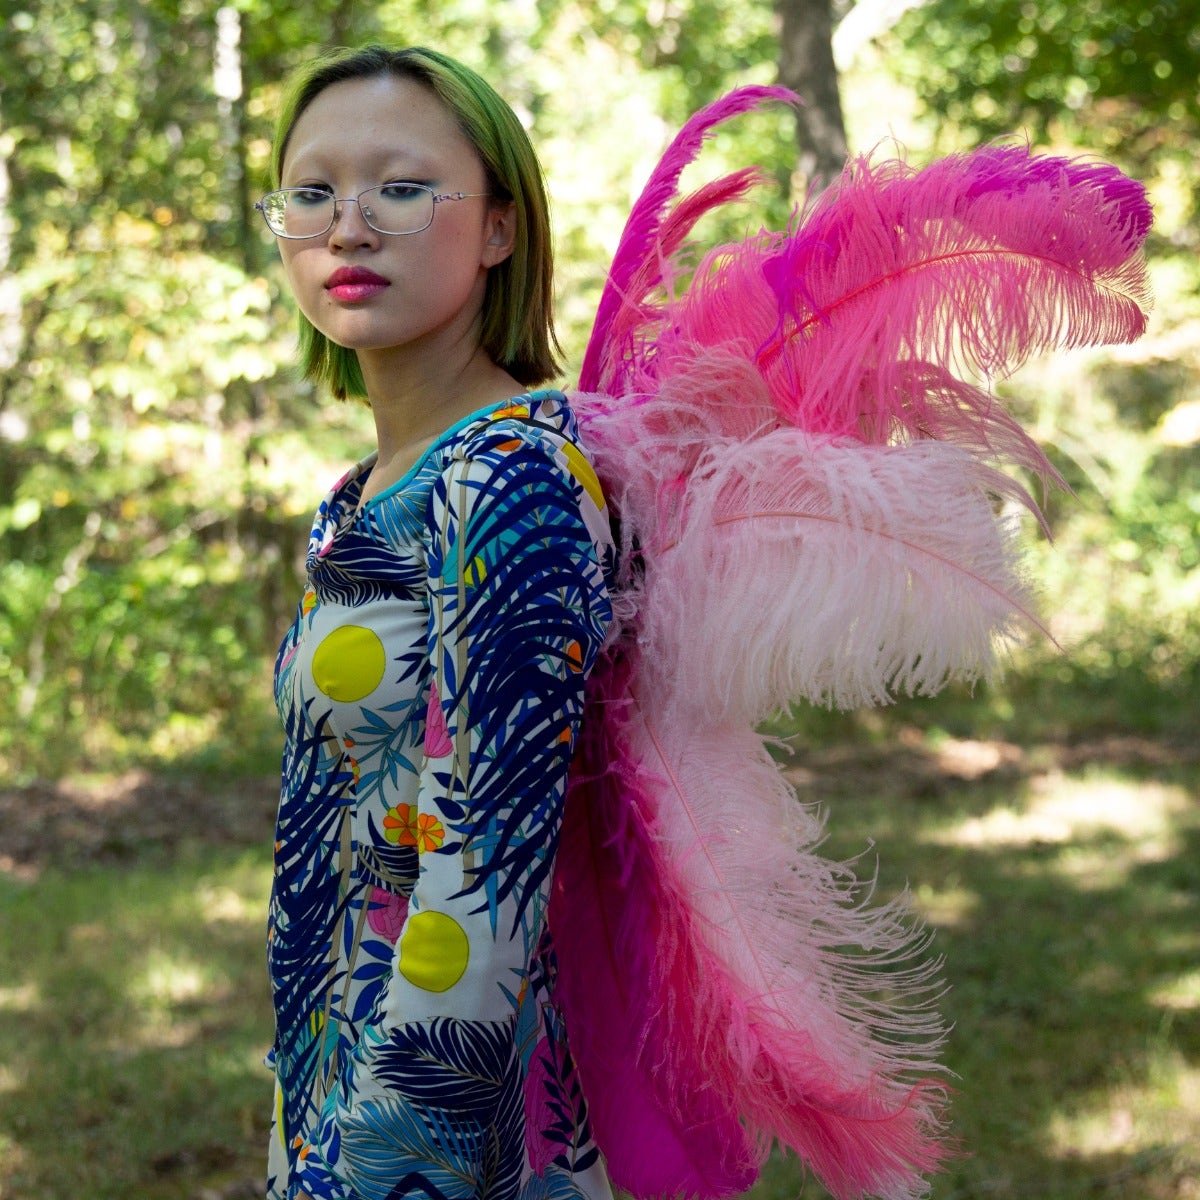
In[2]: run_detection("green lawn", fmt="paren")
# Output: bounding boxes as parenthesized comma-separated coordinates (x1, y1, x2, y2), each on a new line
(1, 734, 1197, 1199)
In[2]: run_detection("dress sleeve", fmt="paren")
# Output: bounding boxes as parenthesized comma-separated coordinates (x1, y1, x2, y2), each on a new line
(297, 432, 612, 1199)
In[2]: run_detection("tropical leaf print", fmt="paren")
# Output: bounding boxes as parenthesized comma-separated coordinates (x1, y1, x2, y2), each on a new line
(335, 1097, 482, 1200)
(369, 1017, 518, 1115)
(426, 445, 608, 939)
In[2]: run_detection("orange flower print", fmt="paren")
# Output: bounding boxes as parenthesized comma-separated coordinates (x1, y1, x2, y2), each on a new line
(383, 803, 445, 853)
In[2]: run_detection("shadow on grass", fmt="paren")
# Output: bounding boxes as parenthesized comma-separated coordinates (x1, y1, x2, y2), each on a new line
(1, 776, 278, 1200)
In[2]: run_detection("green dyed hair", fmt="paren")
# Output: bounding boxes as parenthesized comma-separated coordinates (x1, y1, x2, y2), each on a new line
(271, 45, 561, 399)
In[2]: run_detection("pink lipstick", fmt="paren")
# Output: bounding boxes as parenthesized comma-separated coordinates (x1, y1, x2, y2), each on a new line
(325, 266, 390, 302)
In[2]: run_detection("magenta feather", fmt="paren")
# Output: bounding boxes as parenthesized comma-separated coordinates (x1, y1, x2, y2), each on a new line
(666, 145, 1152, 455)
(552, 666, 758, 1198)
(579, 85, 798, 392)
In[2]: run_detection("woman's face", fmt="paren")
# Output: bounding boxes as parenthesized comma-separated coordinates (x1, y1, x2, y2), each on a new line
(277, 73, 513, 361)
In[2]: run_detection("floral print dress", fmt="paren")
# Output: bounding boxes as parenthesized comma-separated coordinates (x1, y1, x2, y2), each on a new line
(267, 391, 616, 1200)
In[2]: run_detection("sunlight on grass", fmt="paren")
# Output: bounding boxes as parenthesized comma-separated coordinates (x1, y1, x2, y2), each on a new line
(0, 848, 277, 1200)
(135, 950, 209, 1008)
(0, 982, 39, 1014)
(912, 882, 979, 929)
(1151, 970, 1200, 1012)
(1047, 1040, 1200, 1167)
(931, 771, 1189, 853)
(197, 880, 260, 923)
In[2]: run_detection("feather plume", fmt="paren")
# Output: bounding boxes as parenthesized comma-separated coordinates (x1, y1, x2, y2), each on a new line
(595, 168, 768, 400)
(552, 668, 758, 1199)
(580, 85, 798, 393)
(644, 430, 1043, 721)
(631, 712, 951, 1200)
(658, 145, 1152, 449)
(556, 677, 950, 1200)
(577, 356, 1049, 710)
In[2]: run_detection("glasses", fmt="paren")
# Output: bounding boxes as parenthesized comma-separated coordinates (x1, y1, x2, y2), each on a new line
(254, 183, 491, 239)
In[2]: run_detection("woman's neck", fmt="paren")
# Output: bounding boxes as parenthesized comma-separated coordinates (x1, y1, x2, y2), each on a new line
(355, 341, 526, 505)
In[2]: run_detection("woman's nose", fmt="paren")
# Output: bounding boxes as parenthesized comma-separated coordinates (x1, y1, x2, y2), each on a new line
(327, 197, 379, 248)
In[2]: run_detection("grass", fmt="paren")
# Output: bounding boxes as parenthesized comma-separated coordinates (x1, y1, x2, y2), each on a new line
(0, 846, 274, 1200)
(752, 744, 1200, 1200)
(1, 736, 1197, 1199)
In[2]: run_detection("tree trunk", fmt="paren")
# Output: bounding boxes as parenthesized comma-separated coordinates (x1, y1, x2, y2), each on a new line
(776, 0, 849, 192)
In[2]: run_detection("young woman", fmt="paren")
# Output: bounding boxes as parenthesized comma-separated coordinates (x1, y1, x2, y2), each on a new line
(258, 38, 1155, 1200)
(260, 46, 616, 1200)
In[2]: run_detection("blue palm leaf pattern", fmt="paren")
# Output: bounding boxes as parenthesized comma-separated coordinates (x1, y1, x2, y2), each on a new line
(266, 393, 613, 1200)
(519, 1165, 594, 1200)
(370, 1018, 516, 1114)
(334, 1098, 482, 1200)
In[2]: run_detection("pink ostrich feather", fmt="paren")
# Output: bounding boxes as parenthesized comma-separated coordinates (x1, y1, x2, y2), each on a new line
(580, 84, 799, 394)
(665, 144, 1152, 451)
(552, 665, 759, 1199)
(555, 666, 951, 1200)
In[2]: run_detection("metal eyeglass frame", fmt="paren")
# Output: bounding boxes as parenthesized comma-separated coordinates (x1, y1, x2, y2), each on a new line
(254, 183, 492, 239)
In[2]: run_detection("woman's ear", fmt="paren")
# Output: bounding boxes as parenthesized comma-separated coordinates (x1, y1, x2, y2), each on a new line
(481, 201, 516, 268)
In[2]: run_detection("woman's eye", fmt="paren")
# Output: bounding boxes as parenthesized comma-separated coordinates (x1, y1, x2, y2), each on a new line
(379, 182, 428, 202)
(293, 187, 333, 206)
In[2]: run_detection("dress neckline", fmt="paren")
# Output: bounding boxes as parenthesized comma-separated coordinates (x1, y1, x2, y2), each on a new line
(359, 388, 562, 513)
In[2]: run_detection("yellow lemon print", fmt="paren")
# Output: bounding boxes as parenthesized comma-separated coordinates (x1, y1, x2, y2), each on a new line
(398, 910, 469, 993)
(561, 441, 606, 511)
(311, 625, 386, 703)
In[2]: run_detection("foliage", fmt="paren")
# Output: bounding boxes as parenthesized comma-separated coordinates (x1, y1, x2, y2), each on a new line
(0, 1, 792, 779)
(885, 0, 1200, 172)
(0, 0, 1196, 779)
(871, 0, 1200, 753)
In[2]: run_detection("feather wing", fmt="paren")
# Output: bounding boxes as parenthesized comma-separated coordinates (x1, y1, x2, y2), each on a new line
(558, 90, 1153, 1200)
(556, 674, 950, 1200)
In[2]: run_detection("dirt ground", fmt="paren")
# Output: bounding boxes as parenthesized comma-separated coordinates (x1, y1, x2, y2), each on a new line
(2, 731, 1193, 881)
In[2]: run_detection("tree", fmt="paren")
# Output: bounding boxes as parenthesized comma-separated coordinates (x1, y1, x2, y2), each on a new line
(887, 0, 1199, 178)
(776, 0, 849, 186)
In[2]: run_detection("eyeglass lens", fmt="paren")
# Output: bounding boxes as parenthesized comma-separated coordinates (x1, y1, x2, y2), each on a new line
(264, 184, 434, 237)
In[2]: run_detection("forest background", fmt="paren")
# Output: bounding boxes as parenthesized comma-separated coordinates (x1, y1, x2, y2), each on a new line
(1, 1, 1197, 1198)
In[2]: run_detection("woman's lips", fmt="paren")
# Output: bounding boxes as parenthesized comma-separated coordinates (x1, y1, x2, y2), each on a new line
(325, 267, 390, 302)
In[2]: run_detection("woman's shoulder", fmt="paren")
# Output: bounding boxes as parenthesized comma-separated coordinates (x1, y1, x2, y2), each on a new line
(453, 390, 607, 520)
(453, 388, 578, 458)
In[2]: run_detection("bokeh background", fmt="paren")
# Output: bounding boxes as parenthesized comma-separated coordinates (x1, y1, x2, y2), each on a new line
(1, 2, 1196, 1198)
